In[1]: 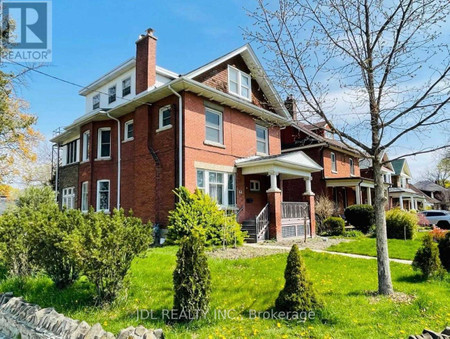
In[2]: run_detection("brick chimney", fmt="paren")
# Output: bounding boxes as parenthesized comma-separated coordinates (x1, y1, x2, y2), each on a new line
(135, 28, 157, 94)
(284, 94, 298, 120)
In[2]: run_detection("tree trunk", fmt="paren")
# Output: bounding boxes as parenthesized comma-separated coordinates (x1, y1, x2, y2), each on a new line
(373, 158, 394, 295)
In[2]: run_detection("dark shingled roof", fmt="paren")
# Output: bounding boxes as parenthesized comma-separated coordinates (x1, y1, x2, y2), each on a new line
(414, 180, 447, 193)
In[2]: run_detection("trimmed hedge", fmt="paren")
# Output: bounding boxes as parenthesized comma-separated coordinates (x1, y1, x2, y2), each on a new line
(323, 217, 345, 236)
(386, 208, 418, 240)
(344, 205, 374, 233)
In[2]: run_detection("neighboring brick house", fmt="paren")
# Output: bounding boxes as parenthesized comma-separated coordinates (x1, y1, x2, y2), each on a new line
(51, 29, 323, 242)
(280, 120, 374, 215)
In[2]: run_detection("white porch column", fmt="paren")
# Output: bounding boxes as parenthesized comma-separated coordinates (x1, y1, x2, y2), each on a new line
(303, 177, 314, 195)
(355, 185, 361, 204)
(411, 196, 415, 210)
(408, 198, 412, 210)
(367, 187, 372, 205)
(399, 195, 404, 209)
(267, 172, 281, 193)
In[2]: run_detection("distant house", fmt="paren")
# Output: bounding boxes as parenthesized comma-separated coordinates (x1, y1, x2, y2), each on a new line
(414, 180, 449, 210)
(281, 120, 374, 215)
(388, 159, 427, 210)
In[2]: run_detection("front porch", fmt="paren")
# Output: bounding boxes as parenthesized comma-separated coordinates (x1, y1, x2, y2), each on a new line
(236, 151, 322, 242)
(389, 188, 426, 210)
(325, 177, 375, 214)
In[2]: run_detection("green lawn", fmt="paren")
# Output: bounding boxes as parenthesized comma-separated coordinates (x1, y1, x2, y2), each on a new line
(327, 233, 427, 260)
(0, 246, 449, 338)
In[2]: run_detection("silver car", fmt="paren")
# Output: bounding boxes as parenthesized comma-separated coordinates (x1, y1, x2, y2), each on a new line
(419, 210, 450, 229)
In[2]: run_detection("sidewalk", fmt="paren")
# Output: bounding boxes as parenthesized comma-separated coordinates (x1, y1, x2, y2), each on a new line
(244, 243, 413, 265)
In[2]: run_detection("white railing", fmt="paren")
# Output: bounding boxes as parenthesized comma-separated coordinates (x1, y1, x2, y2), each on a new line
(281, 202, 309, 219)
(255, 203, 269, 241)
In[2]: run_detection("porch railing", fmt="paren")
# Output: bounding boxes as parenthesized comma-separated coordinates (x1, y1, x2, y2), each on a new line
(281, 202, 309, 219)
(255, 203, 269, 241)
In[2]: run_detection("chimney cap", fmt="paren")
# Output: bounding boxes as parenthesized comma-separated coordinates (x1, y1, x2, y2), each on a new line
(137, 28, 157, 42)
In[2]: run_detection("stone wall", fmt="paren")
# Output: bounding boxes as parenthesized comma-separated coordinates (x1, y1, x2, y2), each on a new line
(0, 293, 163, 339)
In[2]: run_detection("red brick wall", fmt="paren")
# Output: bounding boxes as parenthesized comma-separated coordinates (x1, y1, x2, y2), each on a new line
(193, 55, 273, 112)
(322, 148, 360, 178)
(183, 92, 281, 192)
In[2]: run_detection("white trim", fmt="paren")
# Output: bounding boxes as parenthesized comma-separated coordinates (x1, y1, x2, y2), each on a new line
(96, 180, 110, 212)
(205, 107, 223, 145)
(349, 157, 355, 176)
(62, 187, 75, 210)
(227, 65, 251, 101)
(194, 161, 236, 173)
(124, 119, 134, 141)
(331, 152, 337, 173)
(97, 127, 111, 159)
(156, 124, 173, 133)
(82, 131, 90, 162)
(158, 105, 172, 130)
(81, 181, 88, 212)
(256, 124, 269, 155)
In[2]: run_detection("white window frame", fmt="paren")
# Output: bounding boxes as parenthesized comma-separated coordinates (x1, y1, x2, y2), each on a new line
(81, 181, 88, 212)
(350, 158, 355, 176)
(122, 77, 131, 97)
(250, 180, 261, 192)
(66, 140, 79, 165)
(227, 65, 251, 100)
(96, 180, 110, 212)
(256, 124, 268, 155)
(124, 120, 134, 141)
(157, 105, 172, 132)
(93, 94, 100, 110)
(62, 187, 75, 210)
(97, 127, 111, 159)
(205, 107, 223, 145)
(108, 85, 117, 104)
(331, 152, 337, 173)
(196, 169, 235, 207)
(82, 131, 90, 162)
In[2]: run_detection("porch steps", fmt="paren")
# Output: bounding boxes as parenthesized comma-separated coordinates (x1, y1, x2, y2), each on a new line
(241, 219, 257, 243)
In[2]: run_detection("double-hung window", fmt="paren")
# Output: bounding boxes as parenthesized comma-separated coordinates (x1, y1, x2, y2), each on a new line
(93, 94, 100, 110)
(228, 66, 251, 100)
(256, 125, 268, 154)
(97, 180, 110, 212)
(62, 187, 75, 209)
(66, 140, 78, 165)
(108, 85, 116, 104)
(350, 158, 355, 175)
(158, 105, 172, 130)
(98, 128, 111, 159)
(205, 107, 223, 144)
(196, 169, 235, 207)
(122, 77, 131, 97)
(82, 131, 90, 161)
(124, 120, 134, 141)
(331, 152, 337, 172)
(81, 182, 88, 212)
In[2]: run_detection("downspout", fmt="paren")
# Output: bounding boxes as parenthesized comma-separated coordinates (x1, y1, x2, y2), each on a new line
(168, 85, 183, 187)
(104, 111, 121, 209)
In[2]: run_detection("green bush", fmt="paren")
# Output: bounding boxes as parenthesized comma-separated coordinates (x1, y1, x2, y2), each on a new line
(386, 208, 418, 240)
(438, 232, 450, 271)
(412, 234, 445, 279)
(69, 209, 153, 303)
(344, 205, 374, 233)
(0, 209, 35, 277)
(275, 245, 321, 313)
(168, 187, 246, 247)
(173, 235, 211, 321)
(17, 186, 56, 210)
(27, 207, 83, 289)
(323, 217, 345, 236)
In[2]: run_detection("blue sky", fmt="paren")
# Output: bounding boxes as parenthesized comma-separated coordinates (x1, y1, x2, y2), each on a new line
(7, 0, 447, 180)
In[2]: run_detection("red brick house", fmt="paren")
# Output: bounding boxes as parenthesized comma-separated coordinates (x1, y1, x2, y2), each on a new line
(280, 121, 375, 214)
(51, 29, 322, 242)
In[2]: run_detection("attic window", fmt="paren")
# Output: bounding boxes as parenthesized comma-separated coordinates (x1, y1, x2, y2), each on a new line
(228, 65, 251, 100)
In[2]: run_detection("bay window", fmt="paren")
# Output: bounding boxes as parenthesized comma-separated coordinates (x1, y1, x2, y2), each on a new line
(196, 169, 236, 207)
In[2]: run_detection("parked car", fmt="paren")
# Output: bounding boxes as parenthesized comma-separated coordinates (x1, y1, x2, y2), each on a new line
(419, 210, 450, 229)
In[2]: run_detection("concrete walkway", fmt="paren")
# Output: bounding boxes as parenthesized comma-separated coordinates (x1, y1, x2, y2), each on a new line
(244, 243, 413, 265)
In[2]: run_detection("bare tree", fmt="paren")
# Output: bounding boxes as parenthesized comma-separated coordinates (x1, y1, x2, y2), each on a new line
(427, 150, 450, 187)
(246, 0, 450, 295)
